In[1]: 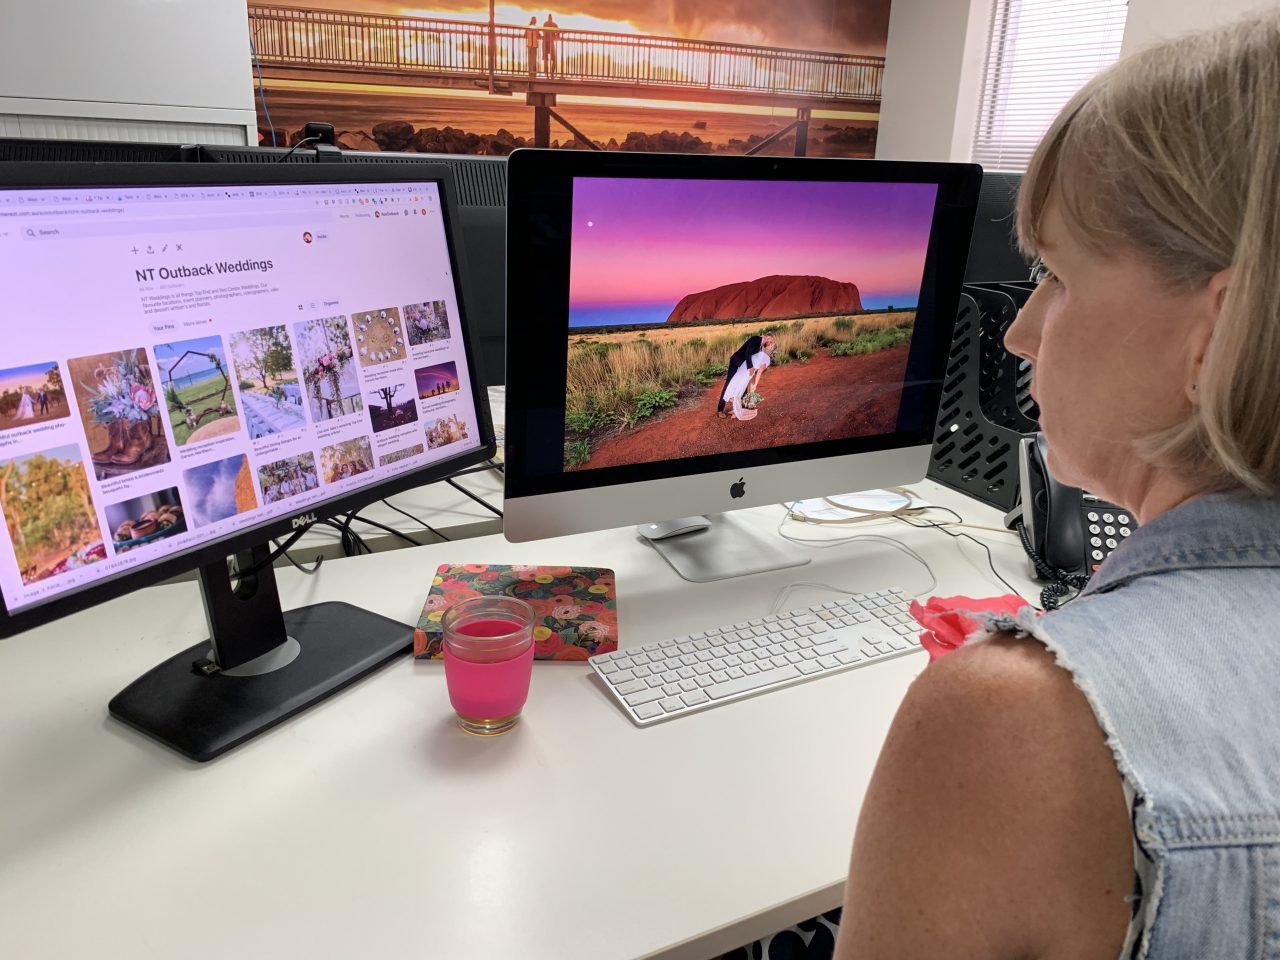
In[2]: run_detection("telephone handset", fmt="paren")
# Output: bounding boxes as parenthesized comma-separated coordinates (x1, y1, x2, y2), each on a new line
(1006, 434, 1138, 608)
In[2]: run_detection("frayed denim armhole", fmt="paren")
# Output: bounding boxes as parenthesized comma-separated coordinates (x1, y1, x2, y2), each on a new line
(970, 609, 1164, 960)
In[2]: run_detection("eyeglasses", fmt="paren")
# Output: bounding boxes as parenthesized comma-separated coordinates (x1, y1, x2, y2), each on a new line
(1028, 256, 1051, 284)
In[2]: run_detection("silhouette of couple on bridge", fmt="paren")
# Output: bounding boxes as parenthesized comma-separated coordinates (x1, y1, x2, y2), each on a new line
(525, 14, 561, 80)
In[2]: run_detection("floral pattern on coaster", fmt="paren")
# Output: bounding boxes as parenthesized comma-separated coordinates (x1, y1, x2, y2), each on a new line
(414, 563, 617, 660)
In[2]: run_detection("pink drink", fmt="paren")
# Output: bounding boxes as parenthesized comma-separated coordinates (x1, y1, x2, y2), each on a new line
(441, 599, 536, 735)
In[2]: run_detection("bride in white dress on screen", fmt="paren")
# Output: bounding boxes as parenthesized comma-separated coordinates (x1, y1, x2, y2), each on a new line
(721, 350, 770, 421)
(12, 389, 34, 421)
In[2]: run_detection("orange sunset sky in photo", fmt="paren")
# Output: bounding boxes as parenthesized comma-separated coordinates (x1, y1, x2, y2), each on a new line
(252, 0, 890, 151)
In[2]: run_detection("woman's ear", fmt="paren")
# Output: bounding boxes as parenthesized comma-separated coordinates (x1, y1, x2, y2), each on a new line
(1187, 265, 1232, 402)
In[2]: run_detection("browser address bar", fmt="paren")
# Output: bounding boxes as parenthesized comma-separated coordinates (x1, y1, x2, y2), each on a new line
(20, 210, 328, 240)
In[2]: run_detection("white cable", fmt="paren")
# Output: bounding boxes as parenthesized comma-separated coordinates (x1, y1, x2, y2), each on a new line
(770, 524, 939, 614)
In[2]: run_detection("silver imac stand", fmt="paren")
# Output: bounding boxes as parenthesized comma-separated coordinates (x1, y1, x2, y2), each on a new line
(637, 512, 810, 583)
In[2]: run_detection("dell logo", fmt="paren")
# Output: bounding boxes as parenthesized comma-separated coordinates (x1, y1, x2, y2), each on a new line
(729, 477, 746, 499)
(291, 512, 318, 529)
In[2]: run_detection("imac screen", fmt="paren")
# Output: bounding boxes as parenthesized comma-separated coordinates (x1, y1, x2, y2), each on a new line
(0, 181, 480, 611)
(564, 177, 938, 472)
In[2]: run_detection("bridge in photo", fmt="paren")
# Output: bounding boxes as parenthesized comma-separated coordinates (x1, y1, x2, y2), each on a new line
(247, 5, 884, 154)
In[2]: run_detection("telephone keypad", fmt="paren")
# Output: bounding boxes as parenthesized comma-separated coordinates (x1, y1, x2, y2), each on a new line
(1083, 500, 1136, 574)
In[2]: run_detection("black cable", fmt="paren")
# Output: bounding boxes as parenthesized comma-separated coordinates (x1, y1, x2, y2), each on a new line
(445, 476, 503, 517)
(232, 527, 310, 579)
(323, 516, 369, 556)
(1012, 519, 1089, 610)
(272, 539, 325, 576)
(276, 136, 321, 162)
(380, 499, 450, 541)
(894, 514, 1028, 602)
(345, 512, 425, 548)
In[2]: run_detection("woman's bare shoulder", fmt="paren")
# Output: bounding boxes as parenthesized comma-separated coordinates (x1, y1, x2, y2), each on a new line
(835, 634, 1132, 960)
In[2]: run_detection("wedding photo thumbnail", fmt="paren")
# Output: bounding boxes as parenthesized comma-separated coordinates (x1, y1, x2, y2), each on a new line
(0, 361, 71, 431)
(154, 335, 241, 447)
(351, 307, 406, 368)
(414, 361, 460, 399)
(425, 413, 470, 450)
(67, 349, 172, 480)
(105, 486, 185, 554)
(258, 452, 319, 505)
(404, 301, 451, 347)
(182, 454, 258, 529)
(378, 443, 424, 467)
(320, 436, 374, 483)
(294, 316, 363, 423)
(367, 382, 419, 434)
(229, 325, 306, 440)
(1, 444, 104, 585)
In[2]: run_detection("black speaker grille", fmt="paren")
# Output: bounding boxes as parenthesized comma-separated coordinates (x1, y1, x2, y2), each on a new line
(927, 287, 1040, 510)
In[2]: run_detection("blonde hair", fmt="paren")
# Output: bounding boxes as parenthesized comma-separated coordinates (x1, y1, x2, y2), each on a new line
(1016, 11, 1280, 495)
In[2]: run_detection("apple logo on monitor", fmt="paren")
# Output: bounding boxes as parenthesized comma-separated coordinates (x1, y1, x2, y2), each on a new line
(730, 477, 746, 499)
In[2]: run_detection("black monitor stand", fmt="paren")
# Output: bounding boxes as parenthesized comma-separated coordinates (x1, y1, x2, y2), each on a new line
(108, 542, 411, 762)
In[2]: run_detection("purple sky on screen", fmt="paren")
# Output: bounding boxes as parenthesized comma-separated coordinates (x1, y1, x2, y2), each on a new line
(568, 177, 938, 317)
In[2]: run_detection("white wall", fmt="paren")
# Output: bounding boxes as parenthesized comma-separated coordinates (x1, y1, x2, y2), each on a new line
(1121, 0, 1279, 53)
(876, 0, 1280, 165)
(0, 0, 256, 144)
(875, 0, 993, 162)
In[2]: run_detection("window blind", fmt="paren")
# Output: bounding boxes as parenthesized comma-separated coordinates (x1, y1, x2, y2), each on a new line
(971, 0, 1129, 172)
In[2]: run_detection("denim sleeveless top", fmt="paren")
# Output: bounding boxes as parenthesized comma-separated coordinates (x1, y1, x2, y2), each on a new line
(993, 493, 1280, 960)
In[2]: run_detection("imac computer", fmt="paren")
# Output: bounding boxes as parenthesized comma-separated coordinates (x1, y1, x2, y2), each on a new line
(0, 162, 495, 760)
(503, 150, 979, 581)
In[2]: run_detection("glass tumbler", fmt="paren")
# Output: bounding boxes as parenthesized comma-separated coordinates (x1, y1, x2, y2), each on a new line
(441, 596, 536, 735)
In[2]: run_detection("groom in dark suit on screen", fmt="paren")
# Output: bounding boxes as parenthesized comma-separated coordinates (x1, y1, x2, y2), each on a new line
(716, 333, 775, 416)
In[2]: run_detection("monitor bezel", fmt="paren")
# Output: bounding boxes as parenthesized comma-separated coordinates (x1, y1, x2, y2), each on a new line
(503, 148, 981, 501)
(0, 162, 496, 637)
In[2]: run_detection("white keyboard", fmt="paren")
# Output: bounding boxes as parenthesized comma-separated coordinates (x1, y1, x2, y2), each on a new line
(590, 589, 920, 725)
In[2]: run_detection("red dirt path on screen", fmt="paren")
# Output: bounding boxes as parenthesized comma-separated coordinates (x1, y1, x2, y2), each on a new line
(579, 345, 911, 470)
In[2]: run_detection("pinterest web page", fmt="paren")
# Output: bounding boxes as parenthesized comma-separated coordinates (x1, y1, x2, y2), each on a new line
(0, 180, 480, 613)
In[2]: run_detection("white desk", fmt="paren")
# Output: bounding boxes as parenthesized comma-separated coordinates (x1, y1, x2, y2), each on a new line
(0, 482, 1036, 960)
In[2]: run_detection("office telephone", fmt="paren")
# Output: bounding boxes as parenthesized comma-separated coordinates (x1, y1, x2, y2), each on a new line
(1006, 434, 1137, 608)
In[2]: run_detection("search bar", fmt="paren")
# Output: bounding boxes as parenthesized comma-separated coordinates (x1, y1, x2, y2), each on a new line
(20, 210, 327, 240)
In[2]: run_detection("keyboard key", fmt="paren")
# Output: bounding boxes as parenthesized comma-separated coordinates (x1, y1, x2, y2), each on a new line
(612, 669, 636, 684)
(660, 697, 684, 713)
(677, 666, 696, 679)
(723, 654, 743, 667)
(635, 702, 664, 720)
(784, 651, 803, 664)
(647, 676, 666, 688)
(679, 654, 698, 667)
(693, 663, 712, 676)
(678, 679, 698, 693)
(710, 670, 730, 683)
(616, 679, 647, 695)
(801, 648, 820, 660)
(813, 640, 846, 656)
(769, 655, 789, 668)
(663, 683, 681, 696)
(625, 688, 665, 707)
(741, 662, 760, 674)
(688, 632, 705, 641)
(797, 661, 821, 675)
(835, 650, 863, 664)
(710, 658, 729, 672)
(726, 642, 744, 654)
(633, 665, 652, 678)
(695, 675, 714, 687)
(707, 664, 800, 699)
(695, 650, 715, 663)
(780, 640, 799, 652)
(725, 666, 745, 679)
(817, 655, 840, 669)
(873, 642, 893, 655)
(681, 690, 710, 707)
(693, 639, 711, 651)
(599, 661, 622, 675)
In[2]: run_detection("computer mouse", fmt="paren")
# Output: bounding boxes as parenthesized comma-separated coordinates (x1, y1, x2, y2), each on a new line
(637, 517, 712, 541)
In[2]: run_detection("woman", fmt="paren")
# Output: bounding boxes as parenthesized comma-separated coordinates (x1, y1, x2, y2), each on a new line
(12, 389, 34, 421)
(721, 348, 771, 421)
(828, 12, 1280, 960)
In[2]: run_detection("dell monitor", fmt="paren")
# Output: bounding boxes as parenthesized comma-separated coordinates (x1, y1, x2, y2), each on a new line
(0, 162, 495, 760)
(503, 150, 979, 581)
